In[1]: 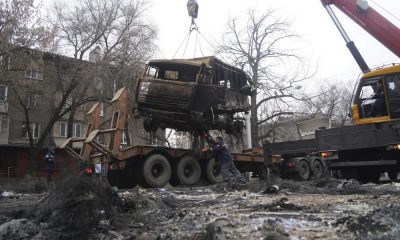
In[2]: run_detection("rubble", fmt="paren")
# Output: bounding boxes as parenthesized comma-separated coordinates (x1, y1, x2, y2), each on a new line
(0, 178, 400, 239)
(32, 175, 120, 236)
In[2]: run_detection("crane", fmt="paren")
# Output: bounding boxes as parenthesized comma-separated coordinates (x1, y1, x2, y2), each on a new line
(320, 0, 400, 125)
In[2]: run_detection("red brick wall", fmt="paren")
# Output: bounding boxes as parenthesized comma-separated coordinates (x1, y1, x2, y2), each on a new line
(0, 146, 80, 178)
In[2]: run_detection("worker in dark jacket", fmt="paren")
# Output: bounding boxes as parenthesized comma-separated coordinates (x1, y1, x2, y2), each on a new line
(204, 134, 246, 184)
(44, 147, 56, 182)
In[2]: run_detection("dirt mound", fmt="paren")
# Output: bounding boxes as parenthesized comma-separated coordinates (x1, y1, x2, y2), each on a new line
(0, 218, 39, 239)
(335, 203, 400, 239)
(32, 175, 120, 236)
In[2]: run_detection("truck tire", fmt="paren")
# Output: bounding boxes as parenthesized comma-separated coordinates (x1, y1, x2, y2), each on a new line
(297, 160, 311, 181)
(177, 156, 201, 186)
(388, 170, 398, 181)
(142, 154, 171, 188)
(206, 158, 223, 184)
(313, 160, 324, 179)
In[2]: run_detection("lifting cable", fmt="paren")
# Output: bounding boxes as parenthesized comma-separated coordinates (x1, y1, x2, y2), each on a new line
(172, 0, 217, 59)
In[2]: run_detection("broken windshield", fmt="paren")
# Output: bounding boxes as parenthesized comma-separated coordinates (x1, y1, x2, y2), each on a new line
(146, 63, 199, 82)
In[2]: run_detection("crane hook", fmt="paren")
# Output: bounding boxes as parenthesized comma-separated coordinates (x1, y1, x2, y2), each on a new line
(187, 0, 199, 31)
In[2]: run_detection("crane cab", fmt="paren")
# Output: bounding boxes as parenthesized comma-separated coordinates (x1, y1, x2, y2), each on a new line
(352, 64, 400, 124)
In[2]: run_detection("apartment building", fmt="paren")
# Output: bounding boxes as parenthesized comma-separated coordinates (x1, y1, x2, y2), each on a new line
(0, 47, 153, 177)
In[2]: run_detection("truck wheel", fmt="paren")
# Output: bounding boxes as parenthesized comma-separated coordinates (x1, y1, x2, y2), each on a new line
(206, 158, 224, 184)
(313, 160, 324, 179)
(388, 170, 398, 181)
(142, 154, 171, 188)
(177, 156, 201, 186)
(297, 160, 311, 181)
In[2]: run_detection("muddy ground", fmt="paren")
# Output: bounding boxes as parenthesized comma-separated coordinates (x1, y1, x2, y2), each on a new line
(1, 176, 400, 240)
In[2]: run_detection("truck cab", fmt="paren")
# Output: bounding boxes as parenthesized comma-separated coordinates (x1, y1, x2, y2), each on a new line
(135, 56, 251, 133)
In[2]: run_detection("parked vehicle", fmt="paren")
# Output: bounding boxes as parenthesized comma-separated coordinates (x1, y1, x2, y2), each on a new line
(264, 0, 400, 183)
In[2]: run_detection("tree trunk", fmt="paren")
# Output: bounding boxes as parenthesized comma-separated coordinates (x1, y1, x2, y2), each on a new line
(28, 147, 42, 176)
(67, 107, 76, 138)
(250, 93, 259, 147)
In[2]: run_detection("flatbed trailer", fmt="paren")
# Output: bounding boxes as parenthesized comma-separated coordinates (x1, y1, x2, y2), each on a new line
(264, 121, 400, 183)
(61, 88, 270, 188)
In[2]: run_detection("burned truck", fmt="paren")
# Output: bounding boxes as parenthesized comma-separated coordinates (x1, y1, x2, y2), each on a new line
(134, 56, 251, 133)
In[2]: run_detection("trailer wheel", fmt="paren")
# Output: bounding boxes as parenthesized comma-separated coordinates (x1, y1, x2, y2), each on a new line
(206, 158, 223, 184)
(142, 154, 171, 188)
(298, 160, 311, 181)
(388, 170, 398, 181)
(313, 160, 324, 179)
(176, 156, 201, 186)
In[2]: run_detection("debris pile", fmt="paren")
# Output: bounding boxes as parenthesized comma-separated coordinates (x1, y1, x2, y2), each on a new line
(32, 175, 120, 236)
(335, 202, 400, 239)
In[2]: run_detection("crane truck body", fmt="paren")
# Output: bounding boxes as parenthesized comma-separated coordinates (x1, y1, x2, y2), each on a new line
(264, 0, 400, 182)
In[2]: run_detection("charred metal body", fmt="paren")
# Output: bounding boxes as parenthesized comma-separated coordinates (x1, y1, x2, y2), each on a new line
(134, 56, 251, 133)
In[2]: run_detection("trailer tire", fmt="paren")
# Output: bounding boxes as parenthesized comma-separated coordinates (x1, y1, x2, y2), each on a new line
(313, 160, 324, 179)
(142, 154, 171, 188)
(206, 158, 224, 184)
(298, 160, 311, 181)
(176, 156, 201, 186)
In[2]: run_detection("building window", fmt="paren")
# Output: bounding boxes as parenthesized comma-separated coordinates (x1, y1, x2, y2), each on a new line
(74, 123, 82, 138)
(0, 55, 10, 70)
(121, 131, 127, 144)
(58, 122, 83, 138)
(100, 103, 104, 117)
(0, 114, 7, 132)
(21, 122, 40, 139)
(25, 62, 43, 80)
(60, 122, 67, 137)
(63, 96, 72, 109)
(120, 131, 128, 149)
(0, 86, 7, 102)
(26, 93, 41, 108)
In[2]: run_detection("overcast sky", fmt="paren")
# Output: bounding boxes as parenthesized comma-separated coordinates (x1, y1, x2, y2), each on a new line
(147, 0, 400, 84)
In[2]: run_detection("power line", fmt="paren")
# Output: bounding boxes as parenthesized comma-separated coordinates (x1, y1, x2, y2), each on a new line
(369, 0, 400, 25)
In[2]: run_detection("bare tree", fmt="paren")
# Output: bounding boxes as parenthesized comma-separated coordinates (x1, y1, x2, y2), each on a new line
(0, 0, 61, 175)
(218, 8, 312, 146)
(0, 0, 156, 175)
(300, 81, 353, 126)
(50, 0, 156, 138)
(0, 0, 51, 69)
